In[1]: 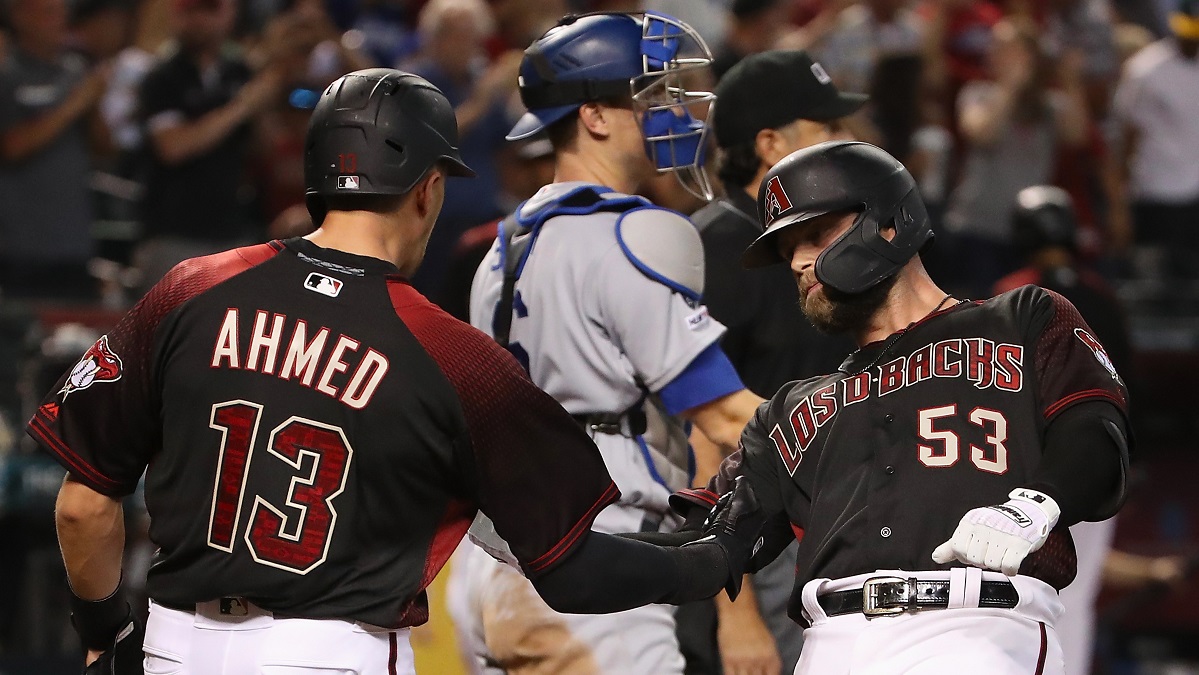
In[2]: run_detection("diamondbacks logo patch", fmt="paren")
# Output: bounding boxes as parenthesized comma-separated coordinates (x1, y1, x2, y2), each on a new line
(60, 335, 123, 399)
(1074, 328, 1121, 382)
(763, 175, 793, 225)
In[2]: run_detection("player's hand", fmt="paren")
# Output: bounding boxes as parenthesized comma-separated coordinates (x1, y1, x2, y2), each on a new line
(684, 476, 766, 600)
(82, 610, 144, 675)
(931, 488, 1061, 576)
(716, 591, 782, 675)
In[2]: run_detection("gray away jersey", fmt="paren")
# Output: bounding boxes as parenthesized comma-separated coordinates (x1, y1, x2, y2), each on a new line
(470, 182, 727, 524)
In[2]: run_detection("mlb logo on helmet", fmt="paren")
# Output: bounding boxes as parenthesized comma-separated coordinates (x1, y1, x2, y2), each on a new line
(305, 272, 344, 298)
(337, 175, 360, 190)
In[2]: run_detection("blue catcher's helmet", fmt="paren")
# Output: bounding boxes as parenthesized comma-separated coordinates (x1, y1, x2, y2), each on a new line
(510, 12, 717, 200)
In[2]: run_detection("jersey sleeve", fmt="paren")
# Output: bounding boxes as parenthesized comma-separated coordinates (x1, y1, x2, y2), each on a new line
(25, 245, 279, 496)
(1023, 286, 1130, 420)
(393, 291, 620, 576)
(591, 219, 727, 394)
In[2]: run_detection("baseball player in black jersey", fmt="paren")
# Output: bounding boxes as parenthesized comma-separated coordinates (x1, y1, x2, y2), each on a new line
(30, 68, 766, 675)
(672, 141, 1131, 675)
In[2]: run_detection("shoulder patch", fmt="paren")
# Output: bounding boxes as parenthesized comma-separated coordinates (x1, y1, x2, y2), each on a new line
(615, 207, 704, 300)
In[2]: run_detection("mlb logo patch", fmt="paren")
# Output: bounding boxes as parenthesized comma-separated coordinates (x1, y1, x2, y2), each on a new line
(305, 272, 343, 298)
(810, 62, 832, 85)
(337, 175, 360, 190)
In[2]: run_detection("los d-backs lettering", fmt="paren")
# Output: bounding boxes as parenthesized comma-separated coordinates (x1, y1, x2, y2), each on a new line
(771, 338, 1024, 474)
(210, 309, 389, 409)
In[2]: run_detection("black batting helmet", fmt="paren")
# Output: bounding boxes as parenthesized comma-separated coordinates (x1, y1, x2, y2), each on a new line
(1011, 185, 1077, 254)
(304, 68, 475, 224)
(742, 141, 933, 295)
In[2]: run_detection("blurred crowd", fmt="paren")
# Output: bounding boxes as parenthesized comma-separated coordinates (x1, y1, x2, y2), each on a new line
(0, 0, 1195, 311)
(1, 0, 1199, 669)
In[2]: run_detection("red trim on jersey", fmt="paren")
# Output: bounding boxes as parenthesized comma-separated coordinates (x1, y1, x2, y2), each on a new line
(1043, 389, 1125, 419)
(1034, 622, 1047, 674)
(791, 523, 805, 543)
(528, 481, 621, 572)
(419, 498, 474, 592)
(677, 487, 719, 507)
(388, 631, 398, 675)
(29, 414, 121, 493)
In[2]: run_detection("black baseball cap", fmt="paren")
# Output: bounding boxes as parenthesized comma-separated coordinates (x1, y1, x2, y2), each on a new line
(712, 50, 868, 148)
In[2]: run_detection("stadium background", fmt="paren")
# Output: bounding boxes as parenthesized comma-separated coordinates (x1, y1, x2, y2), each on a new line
(1, 0, 1197, 673)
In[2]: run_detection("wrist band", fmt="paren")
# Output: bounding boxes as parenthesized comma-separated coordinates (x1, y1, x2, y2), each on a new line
(69, 583, 131, 651)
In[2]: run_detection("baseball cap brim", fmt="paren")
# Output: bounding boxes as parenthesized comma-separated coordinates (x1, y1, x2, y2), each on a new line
(507, 104, 579, 141)
(741, 208, 834, 268)
(804, 92, 869, 122)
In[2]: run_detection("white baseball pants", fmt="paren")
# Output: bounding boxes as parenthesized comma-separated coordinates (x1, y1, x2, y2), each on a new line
(142, 599, 414, 674)
(794, 569, 1065, 675)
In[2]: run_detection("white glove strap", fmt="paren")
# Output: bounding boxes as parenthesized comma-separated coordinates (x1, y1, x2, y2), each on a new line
(1007, 488, 1061, 535)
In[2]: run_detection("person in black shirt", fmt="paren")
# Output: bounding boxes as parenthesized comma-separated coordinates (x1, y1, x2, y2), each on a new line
(134, 0, 285, 291)
(33, 69, 765, 675)
(685, 49, 864, 675)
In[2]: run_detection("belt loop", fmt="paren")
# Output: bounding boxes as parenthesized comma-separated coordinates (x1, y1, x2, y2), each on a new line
(802, 578, 832, 625)
(963, 568, 983, 608)
(947, 568, 968, 609)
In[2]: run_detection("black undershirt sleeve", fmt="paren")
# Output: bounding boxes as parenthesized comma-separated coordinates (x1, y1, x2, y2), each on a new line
(1027, 400, 1130, 526)
(530, 531, 727, 614)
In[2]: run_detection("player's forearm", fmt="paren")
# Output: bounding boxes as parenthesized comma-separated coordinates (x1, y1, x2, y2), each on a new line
(55, 474, 125, 600)
(687, 389, 764, 455)
(531, 531, 729, 614)
(1027, 401, 1128, 526)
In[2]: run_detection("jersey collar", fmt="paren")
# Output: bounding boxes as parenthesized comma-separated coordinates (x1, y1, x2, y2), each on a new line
(281, 237, 402, 276)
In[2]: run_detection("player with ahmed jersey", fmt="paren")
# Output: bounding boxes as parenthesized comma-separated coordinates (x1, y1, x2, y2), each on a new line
(29, 70, 771, 675)
(672, 142, 1131, 675)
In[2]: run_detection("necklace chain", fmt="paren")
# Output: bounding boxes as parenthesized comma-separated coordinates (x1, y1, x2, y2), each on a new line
(847, 293, 957, 377)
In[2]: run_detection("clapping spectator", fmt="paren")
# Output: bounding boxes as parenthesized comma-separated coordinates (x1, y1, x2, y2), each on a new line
(940, 18, 1088, 297)
(133, 0, 284, 292)
(807, 0, 925, 96)
(402, 0, 516, 296)
(0, 0, 112, 300)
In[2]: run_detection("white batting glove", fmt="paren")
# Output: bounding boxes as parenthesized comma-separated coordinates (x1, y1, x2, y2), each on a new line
(931, 488, 1061, 576)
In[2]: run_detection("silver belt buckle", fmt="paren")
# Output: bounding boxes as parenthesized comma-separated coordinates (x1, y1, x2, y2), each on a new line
(862, 576, 909, 617)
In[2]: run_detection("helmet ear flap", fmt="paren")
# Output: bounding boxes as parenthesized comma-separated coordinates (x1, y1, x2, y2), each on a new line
(305, 193, 327, 227)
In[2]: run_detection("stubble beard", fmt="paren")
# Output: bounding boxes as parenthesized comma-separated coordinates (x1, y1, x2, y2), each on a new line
(798, 273, 898, 334)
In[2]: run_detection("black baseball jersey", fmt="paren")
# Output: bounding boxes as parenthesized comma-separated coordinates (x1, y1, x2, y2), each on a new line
(675, 285, 1128, 619)
(27, 238, 618, 628)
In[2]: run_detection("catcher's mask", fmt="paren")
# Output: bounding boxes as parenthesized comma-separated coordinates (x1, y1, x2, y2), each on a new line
(510, 11, 716, 201)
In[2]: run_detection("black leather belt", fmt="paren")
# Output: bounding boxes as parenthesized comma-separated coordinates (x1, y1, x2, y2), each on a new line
(573, 409, 648, 436)
(817, 576, 1020, 618)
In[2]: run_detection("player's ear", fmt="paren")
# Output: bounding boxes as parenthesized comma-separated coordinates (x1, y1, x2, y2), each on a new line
(754, 127, 789, 167)
(578, 102, 612, 140)
(412, 167, 445, 220)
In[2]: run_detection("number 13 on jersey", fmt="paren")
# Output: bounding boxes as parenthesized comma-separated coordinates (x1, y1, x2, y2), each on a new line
(207, 400, 354, 574)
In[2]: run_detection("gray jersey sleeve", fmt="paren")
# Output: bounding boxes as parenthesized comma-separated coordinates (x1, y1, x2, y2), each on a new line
(590, 208, 726, 393)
